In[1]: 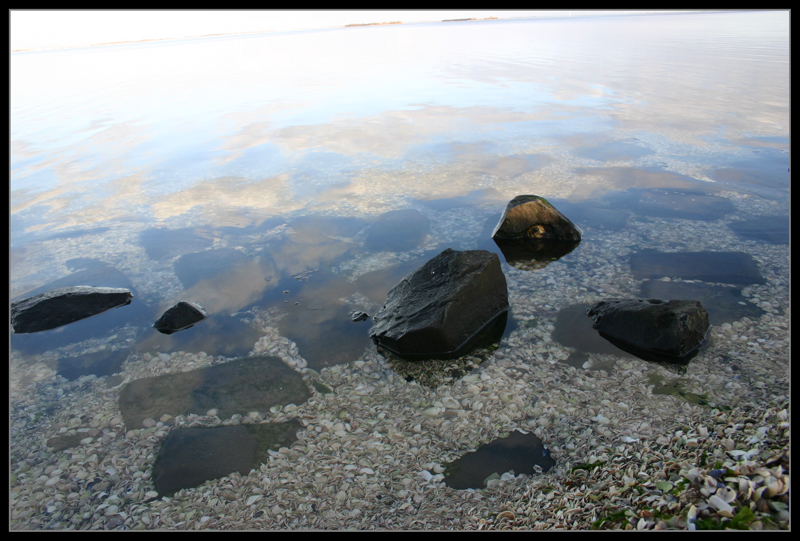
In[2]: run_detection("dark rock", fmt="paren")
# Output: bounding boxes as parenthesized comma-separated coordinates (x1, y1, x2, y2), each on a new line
(443, 430, 555, 490)
(369, 248, 509, 360)
(153, 301, 208, 335)
(491, 195, 582, 242)
(349, 310, 370, 322)
(587, 298, 710, 363)
(364, 209, 430, 252)
(118, 355, 311, 429)
(10, 286, 133, 334)
(152, 422, 300, 497)
(629, 251, 765, 285)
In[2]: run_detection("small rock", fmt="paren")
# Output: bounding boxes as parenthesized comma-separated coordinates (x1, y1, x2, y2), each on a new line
(152, 301, 208, 335)
(349, 310, 370, 322)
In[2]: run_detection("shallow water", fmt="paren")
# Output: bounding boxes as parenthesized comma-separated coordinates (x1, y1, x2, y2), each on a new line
(10, 11, 790, 529)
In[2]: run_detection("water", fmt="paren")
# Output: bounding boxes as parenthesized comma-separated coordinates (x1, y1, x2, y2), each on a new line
(10, 11, 790, 529)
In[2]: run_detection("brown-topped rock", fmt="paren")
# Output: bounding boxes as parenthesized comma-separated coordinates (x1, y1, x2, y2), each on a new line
(491, 195, 582, 242)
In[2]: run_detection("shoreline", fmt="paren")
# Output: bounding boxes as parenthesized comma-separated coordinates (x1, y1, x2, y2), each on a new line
(10, 11, 711, 54)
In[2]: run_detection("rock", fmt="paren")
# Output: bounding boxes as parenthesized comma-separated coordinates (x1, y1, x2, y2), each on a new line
(369, 248, 509, 359)
(152, 422, 300, 497)
(490, 196, 581, 269)
(153, 301, 208, 334)
(586, 298, 710, 363)
(364, 209, 430, 252)
(349, 310, 370, 322)
(492, 195, 582, 242)
(10, 286, 133, 334)
(118, 355, 312, 429)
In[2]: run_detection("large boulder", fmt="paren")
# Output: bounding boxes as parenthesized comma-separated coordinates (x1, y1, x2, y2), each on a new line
(491, 195, 581, 269)
(586, 298, 710, 363)
(369, 248, 509, 359)
(153, 301, 208, 334)
(10, 286, 133, 334)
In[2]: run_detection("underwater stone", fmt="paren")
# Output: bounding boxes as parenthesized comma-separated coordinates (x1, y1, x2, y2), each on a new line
(118, 355, 312, 429)
(369, 248, 509, 359)
(10, 286, 133, 334)
(152, 422, 300, 496)
(153, 301, 208, 334)
(587, 298, 710, 362)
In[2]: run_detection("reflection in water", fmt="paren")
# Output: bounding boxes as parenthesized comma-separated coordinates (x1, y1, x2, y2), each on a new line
(8, 12, 790, 529)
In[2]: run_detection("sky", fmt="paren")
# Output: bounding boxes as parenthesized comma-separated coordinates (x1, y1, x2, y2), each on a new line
(10, 10, 665, 51)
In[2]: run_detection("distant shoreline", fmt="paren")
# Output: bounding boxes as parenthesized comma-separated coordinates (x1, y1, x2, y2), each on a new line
(10, 11, 713, 53)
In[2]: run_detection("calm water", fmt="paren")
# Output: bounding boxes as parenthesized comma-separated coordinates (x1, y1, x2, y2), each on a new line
(10, 10, 790, 510)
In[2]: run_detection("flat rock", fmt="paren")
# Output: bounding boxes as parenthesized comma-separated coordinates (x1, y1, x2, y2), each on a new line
(10, 286, 133, 334)
(118, 355, 311, 429)
(152, 422, 300, 497)
(153, 301, 208, 334)
(587, 298, 710, 362)
(369, 248, 509, 359)
(629, 251, 765, 285)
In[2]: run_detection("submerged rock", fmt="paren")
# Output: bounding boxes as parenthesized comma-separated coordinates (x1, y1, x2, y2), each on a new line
(118, 355, 311, 429)
(153, 301, 208, 334)
(586, 298, 710, 363)
(152, 422, 300, 497)
(10, 286, 133, 334)
(369, 248, 509, 360)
